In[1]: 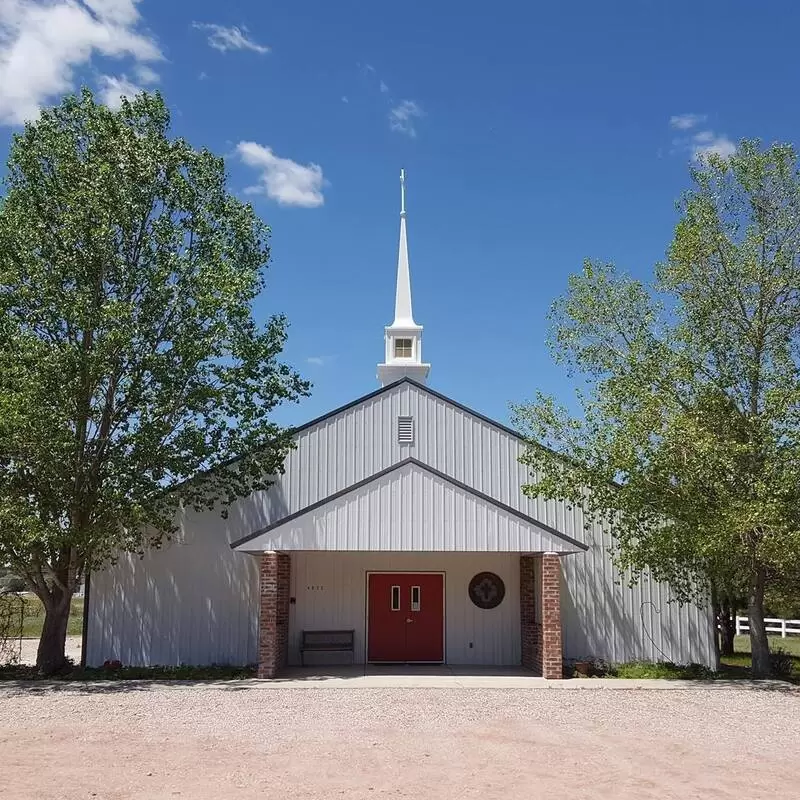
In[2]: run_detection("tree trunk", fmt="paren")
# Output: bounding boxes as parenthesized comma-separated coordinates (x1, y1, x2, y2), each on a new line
(718, 596, 735, 657)
(747, 567, 772, 679)
(36, 588, 72, 675)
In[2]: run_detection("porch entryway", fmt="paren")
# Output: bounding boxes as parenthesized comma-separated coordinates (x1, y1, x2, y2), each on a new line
(254, 551, 567, 680)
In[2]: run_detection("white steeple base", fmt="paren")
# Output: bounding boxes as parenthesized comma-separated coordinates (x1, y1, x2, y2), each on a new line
(377, 324, 430, 386)
(377, 362, 430, 385)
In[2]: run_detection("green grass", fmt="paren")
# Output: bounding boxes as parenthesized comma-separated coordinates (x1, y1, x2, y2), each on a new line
(719, 635, 800, 681)
(1, 594, 84, 638)
(570, 635, 800, 682)
(732, 634, 800, 657)
(609, 661, 715, 680)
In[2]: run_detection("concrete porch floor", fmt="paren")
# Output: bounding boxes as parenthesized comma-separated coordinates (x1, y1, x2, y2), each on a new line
(236, 665, 795, 690)
(272, 664, 546, 687)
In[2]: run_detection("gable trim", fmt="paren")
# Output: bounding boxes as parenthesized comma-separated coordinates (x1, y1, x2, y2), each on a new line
(165, 378, 531, 498)
(290, 378, 525, 442)
(230, 456, 588, 552)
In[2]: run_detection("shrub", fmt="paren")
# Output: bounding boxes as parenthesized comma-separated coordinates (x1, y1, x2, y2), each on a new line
(770, 648, 795, 680)
(0, 593, 26, 665)
(0, 574, 26, 593)
(590, 658, 614, 677)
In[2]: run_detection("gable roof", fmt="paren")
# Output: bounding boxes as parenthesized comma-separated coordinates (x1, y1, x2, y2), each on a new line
(165, 378, 526, 498)
(290, 377, 525, 442)
(230, 456, 588, 553)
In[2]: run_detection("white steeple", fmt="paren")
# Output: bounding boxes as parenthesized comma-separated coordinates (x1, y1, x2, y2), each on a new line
(377, 169, 431, 386)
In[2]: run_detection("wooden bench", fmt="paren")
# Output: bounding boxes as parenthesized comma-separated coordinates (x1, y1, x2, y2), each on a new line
(300, 629, 355, 666)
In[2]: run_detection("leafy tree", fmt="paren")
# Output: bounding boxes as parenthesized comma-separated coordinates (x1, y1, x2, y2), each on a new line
(513, 140, 800, 678)
(0, 90, 309, 674)
(765, 571, 800, 619)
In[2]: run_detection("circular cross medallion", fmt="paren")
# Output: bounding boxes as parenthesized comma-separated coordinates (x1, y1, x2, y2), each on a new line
(468, 572, 506, 609)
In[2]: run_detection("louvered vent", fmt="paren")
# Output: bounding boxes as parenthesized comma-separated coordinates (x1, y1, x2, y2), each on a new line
(397, 416, 414, 444)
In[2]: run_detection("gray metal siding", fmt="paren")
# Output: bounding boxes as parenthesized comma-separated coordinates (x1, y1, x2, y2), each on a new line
(240, 461, 582, 553)
(86, 381, 717, 668)
(85, 508, 259, 667)
(559, 525, 714, 665)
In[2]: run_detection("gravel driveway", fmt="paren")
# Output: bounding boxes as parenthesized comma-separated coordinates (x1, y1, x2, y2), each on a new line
(0, 683, 797, 799)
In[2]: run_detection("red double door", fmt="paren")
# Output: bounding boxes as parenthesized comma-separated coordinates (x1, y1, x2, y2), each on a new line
(367, 573, 444, 663)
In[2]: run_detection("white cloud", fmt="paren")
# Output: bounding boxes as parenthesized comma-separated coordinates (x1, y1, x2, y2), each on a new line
(192, 22, 269, 54)
(236, 141, 325, 208)
(389, 99, 424, 138)
(0, 0, 162, 125)
(669, 114, 736, 162)
(691, 130, 736, 160)
(98, 74, 141, 109)
(82, 0, 138, 25)
(99, 60, 158, 109)
(379, 80, 389, 93)
(306, 355, 336, 367)
(669, 113, 707, 131)
(134, 62, 158, 84)
(341, 95, 348, 103)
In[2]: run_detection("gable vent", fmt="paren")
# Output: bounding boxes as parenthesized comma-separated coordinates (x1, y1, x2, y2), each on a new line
(397, 416, 414, 444)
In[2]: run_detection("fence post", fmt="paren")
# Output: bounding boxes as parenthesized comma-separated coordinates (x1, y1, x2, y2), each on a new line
(735, 616, 742, 636)
(782, 619, 787, 638)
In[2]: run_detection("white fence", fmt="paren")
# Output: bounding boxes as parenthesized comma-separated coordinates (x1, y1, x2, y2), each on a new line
(735, 616, 800, 638)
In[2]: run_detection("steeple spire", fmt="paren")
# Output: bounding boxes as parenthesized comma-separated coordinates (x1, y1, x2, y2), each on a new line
(377, 169, 431, 386)
(393, 168, 416, 326)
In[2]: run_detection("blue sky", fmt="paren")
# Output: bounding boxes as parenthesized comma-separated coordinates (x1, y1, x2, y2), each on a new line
(1, 0, 798, 427)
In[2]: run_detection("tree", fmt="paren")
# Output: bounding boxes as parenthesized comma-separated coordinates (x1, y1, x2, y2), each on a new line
(0, 90, 309, 674)
(513, 140, 800, 678)
(765, 567, 800, 619)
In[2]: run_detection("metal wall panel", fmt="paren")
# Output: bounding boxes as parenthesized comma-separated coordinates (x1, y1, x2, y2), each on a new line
(85, 507, 259, 667)
(289, 552, 520, 666)
(86, 380, 717, 668)
(239, 461, 582, 553)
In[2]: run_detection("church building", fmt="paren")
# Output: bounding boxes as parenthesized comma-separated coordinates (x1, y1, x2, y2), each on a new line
(84, 172, 717, 678)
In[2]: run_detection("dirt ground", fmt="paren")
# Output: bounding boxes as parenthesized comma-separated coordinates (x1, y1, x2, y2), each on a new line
(18, 635, 82, 666)
(0, 683, 797, 800)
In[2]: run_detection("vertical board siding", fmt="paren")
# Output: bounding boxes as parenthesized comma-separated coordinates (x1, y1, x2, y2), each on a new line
(87, 381, 716, 668)
(85, 508, 259, 667)
(248, 462, 584, 552)
(290, 552, 520, 666)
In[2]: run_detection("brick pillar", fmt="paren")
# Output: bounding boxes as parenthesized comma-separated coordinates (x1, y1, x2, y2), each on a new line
(258, 551, 290, 679)
(541, 552, 563, 680)
(520, 555, 540, 671)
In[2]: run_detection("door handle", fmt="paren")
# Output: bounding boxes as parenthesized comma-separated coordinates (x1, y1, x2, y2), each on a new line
(406, 618, 413, 623)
